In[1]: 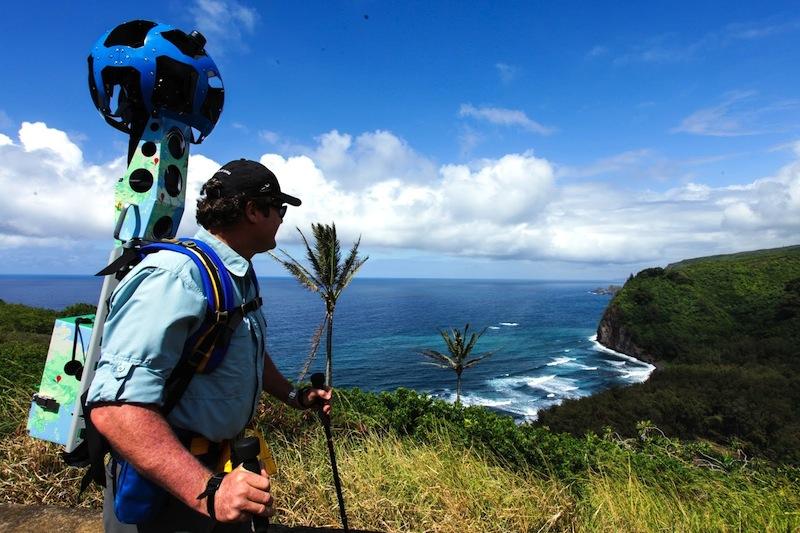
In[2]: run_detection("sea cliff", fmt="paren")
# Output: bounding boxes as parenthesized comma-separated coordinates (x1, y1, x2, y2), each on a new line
(596, 303, 654, 364)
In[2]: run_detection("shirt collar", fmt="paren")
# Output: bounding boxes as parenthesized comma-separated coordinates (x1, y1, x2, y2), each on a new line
(193, 227, 252, 278)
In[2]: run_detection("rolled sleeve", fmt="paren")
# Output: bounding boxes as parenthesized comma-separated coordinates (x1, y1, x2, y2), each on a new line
(87, 263, 207, 406)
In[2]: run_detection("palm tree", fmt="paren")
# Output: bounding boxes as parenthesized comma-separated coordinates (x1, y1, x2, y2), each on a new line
(271, 222, 368, 387)
(419, 324, 492, 405)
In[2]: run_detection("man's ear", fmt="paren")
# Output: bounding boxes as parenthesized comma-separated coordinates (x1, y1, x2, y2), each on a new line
(243, 200, 261, 223)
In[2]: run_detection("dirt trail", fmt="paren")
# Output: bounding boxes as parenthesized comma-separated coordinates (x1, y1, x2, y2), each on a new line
(0, 504, 378, 532)
(0, 504, 102, 532)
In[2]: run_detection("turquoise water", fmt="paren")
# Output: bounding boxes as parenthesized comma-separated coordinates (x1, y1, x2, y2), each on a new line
(0, 276, 653, 420)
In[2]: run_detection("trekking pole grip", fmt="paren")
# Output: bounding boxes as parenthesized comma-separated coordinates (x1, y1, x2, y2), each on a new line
(309, 373, 327, 419)
(232, 437, 269, 533)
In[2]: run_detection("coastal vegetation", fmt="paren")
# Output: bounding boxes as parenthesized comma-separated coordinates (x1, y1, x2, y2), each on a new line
(418, 323, 492, 404)
(538, 245, 800, 464)
(271, 222, 368, 386)
(2, 299, 799, 530)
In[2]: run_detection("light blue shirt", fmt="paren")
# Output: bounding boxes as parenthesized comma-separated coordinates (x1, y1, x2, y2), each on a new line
(87, 228, 267, 442)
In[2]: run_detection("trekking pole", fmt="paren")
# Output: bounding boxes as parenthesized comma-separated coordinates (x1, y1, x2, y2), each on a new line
(310, 373, 349, 532)
(233, 437, 269, 533)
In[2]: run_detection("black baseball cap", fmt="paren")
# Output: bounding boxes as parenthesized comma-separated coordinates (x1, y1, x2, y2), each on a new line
(209, 159, 301, 206)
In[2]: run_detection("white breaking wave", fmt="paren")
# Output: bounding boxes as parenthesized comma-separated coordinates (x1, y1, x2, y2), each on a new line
(488, 374, 579, 396)
(453, 393, 513, 408)
(546, 356, 574, 366)
(603, 359, 627, 367)
(488, 326, 500, 330)
(499, 322, 519, 326)
(526, 375, 579, 394)
(589, 334, 655, 382)
(437, 390, 540, 421)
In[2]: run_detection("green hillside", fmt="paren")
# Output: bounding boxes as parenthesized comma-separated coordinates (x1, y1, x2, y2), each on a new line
(538, 246, 800, 463)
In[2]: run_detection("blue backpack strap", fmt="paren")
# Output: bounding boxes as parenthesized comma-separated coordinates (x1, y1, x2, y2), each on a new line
(178, 238, 236, 314)
(139, 241, 227, 317)
(145, 240, 236, 370)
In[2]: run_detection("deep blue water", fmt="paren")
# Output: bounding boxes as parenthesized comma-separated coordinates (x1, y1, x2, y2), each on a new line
(0, 276, 653, 420)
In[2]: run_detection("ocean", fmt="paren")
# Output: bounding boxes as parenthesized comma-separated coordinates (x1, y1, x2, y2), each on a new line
(0, 276, 654, 421)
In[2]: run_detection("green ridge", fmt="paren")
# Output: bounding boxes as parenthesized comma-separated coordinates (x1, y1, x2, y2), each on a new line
(538, 245, 800, 463)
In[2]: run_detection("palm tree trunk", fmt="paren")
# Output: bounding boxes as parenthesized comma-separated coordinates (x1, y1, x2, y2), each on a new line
(325, 311, 333, 388)
(456, 373, 462, 405)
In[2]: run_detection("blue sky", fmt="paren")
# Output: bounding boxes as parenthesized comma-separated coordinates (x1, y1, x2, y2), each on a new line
(0, 1, 798, 279)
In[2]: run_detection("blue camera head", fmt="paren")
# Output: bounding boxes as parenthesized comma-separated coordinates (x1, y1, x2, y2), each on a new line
(88, 20, 224, 144)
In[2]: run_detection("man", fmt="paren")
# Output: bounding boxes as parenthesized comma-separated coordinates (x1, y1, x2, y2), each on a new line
(88, 159, 331, 531)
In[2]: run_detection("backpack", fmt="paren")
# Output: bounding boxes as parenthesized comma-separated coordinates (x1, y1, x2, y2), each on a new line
(70, 238, 262, 496)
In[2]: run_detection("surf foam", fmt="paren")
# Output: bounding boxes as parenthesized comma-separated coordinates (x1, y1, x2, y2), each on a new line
(589, 334, 655, 381)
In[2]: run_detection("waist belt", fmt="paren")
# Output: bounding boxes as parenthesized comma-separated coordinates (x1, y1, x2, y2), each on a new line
(172, 426, 230, 470)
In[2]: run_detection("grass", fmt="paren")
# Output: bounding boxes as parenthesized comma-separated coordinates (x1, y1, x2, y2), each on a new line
(269, 430, 572, 532)
(2, 379, 800, 531)
(578, 460, 800, 532)
(1, 299, 800, 531)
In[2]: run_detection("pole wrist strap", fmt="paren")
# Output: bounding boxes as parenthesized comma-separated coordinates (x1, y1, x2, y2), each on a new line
(197, 472, 227, 521)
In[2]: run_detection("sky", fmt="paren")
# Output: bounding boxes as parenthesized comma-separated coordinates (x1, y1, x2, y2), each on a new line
(0, 1, 799, 280)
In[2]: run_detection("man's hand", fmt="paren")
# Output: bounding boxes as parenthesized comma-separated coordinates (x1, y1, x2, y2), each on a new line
(303, 386, 333, 415)
(213, 466, 274, 522)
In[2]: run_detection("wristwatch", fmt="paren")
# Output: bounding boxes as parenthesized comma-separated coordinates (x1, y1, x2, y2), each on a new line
(197, 472, 227, 521)
(288, 386, 314, 409)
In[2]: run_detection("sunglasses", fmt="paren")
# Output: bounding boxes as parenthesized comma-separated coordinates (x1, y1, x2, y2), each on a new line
(254, 197, 288, 218)
(272, 203, 288, 219)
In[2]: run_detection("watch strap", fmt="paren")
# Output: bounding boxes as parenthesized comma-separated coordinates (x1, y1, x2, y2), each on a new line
(297, 386, 314, 409)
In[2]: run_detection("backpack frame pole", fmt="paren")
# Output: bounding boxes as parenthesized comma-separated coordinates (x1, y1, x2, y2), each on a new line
(68, 115, 194, 453)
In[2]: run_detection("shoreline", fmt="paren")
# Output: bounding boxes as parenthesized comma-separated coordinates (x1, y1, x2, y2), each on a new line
(589, 334, 657, 380)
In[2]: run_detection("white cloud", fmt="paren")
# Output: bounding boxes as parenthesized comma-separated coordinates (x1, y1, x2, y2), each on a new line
(0, 133, 12, 146)
(587, 45, 609, 58)
(2, 122, 799, 270)
(0, 123, 116, 244)
(672, 91, 800, 137)
(557, 149, 656, 179)
(495, 63, 519, 84)
(19, 122, 83, 168)
(611, 18, 800, 65)
(305, 130, 439, 189)
(187, 0, 259, 54)
(0, 110, 12, 130)
(459, 104, 554, 135)
(259, 130, 280, 144)
(458, 126, 482, 156)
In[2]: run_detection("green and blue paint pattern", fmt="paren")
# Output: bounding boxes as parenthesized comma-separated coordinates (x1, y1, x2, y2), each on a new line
(27, 315, 95, 446)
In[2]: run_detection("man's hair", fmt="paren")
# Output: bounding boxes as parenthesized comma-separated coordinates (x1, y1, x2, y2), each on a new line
(196, 176, 273, 229)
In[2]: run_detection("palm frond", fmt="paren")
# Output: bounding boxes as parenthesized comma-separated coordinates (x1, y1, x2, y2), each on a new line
(270, 249, 321, 292)
(297, 227, 325, 282)
(422, 361, 453, 369)
(297, 315, 328, 382)
(418, 349, 457, 369)
(311, 223, 341, 287)
(439, 328, 459, 357)
(335, 235, 368, 295)
(463, 326, 487, 356)
(464, 351, 493, 369)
